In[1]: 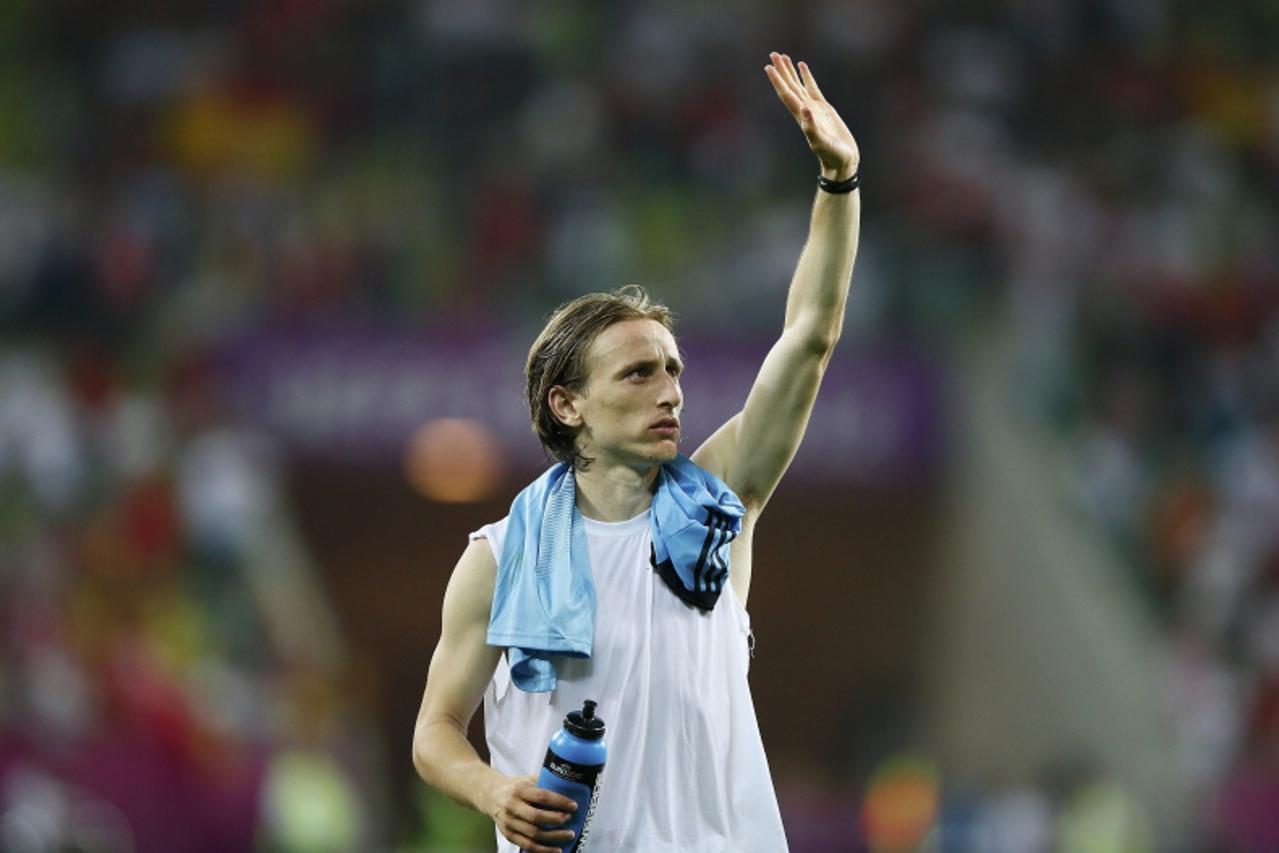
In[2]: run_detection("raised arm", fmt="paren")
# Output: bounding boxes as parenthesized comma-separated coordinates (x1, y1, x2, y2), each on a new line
(693, 52, 861, 511)
(412, 539, 579, 853)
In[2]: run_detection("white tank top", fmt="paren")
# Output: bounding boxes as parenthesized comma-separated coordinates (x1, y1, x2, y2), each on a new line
(472, 509, 789, 852)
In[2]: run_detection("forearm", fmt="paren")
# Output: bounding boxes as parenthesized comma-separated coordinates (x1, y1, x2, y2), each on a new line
(782, 183, 861, 348)
(412, 717, 503, 816)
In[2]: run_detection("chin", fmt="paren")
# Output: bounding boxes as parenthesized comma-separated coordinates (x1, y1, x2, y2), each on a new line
(651, 440, 680, 462)
(624, 441, 678, 468)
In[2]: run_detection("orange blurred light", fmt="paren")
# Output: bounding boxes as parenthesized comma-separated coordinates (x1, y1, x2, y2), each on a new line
(861, 754, 940, 852)
(404, 418, 505, 503)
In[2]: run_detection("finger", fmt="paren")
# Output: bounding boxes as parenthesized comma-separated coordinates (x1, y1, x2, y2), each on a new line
(781, 53, 806, 95)
(523, 784, 580, 814)
(509, 834, 557, 853)
(769, 52, 806, 102)
(797, 61, 825, 101)
(539, 827, 576, 844)
(529, 806, 574, 826)
(764, 65, 803, 115)
(508, 828, 567, 853)
(515, 800, 571, 827)
(510, 817, 575, 850)
(514, 810, 574, 836)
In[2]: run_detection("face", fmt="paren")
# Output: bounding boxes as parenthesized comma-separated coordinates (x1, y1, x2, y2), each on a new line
(550, 319, 684, 469)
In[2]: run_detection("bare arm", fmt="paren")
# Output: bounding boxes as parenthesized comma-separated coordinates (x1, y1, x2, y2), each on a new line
(693, 52, 861, 516)
(411, 539, 578, 852)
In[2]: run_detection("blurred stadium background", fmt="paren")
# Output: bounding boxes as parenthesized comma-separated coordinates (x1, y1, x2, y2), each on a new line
(1, 0, 1277, 850)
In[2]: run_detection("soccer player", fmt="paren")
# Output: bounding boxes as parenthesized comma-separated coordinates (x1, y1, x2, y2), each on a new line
(412, 52, 860, 852)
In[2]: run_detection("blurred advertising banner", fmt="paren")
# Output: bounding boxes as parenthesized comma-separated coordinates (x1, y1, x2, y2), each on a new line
(220, 326, 945, 486)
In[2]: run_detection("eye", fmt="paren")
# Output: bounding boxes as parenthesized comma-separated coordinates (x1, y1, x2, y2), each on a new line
(666, 364, 682, 378)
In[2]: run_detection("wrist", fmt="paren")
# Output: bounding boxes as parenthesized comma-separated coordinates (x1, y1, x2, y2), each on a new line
(820, 161, 858, 182)
(471, 767, 505, 817)
(817, 168, 859, 195)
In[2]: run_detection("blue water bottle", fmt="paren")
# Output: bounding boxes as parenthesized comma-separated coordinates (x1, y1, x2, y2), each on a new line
(529, 699, 606, 852)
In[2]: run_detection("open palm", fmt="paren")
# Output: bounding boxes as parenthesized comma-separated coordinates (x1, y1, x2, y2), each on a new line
(765, 52, 860, 179)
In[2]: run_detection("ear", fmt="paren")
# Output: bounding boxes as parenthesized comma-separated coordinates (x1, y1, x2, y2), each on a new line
(547, 385, 584, 428)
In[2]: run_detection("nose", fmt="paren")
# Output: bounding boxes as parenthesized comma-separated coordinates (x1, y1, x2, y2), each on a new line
(658, 372, 682, 412)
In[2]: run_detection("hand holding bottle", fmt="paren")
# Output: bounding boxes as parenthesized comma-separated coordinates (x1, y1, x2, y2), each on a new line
(485, 773, 578, 853)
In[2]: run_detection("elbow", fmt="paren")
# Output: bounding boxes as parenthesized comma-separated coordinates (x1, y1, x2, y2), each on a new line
(798, 328, 840, 359)
(411, 727, 426, 781)
(815, 331, 841, 357)
(786, 315, 842, 358)
(411, 713, 465, 786)
(411, 718, 434, 783)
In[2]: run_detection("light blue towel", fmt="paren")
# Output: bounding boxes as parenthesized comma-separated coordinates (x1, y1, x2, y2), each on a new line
(488, 454, 744, 692)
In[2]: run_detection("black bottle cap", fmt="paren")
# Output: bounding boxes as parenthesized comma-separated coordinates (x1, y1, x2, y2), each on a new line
(565, 699, 605, 740)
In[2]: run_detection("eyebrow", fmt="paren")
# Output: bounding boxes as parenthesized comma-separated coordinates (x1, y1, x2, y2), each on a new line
(617, 356, 684, 376)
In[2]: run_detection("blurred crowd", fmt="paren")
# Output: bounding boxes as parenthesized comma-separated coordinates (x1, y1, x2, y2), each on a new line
(980, 4, 1279, 852)
(0, 347, 373, 852)
(2, 0, 1278, 849)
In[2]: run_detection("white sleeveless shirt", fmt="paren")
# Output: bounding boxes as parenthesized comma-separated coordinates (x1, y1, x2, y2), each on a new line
(471, 510, 788, 852)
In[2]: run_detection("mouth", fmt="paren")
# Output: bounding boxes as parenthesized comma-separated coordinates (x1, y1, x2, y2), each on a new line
(650, 418, 679, 438)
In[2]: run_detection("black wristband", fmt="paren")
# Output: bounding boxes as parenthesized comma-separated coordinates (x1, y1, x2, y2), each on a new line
(817, 171, 860, 194)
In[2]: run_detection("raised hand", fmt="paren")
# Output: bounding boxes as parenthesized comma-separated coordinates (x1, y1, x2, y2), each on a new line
(764, 52, 860, 180)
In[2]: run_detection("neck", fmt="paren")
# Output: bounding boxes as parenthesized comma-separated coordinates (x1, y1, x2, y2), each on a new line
(573, 458, 661, 522)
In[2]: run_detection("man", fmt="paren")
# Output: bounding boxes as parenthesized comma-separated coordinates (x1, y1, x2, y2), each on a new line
(412, 51, 860, 851)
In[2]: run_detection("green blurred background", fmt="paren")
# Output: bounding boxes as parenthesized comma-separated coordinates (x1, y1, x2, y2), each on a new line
(2, 0, 1278, 850)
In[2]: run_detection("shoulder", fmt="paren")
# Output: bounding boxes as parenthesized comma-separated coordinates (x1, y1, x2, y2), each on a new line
(442, 534, 500, 627)
(467, 515, 510, 562)
(448, 516, 510, 621)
